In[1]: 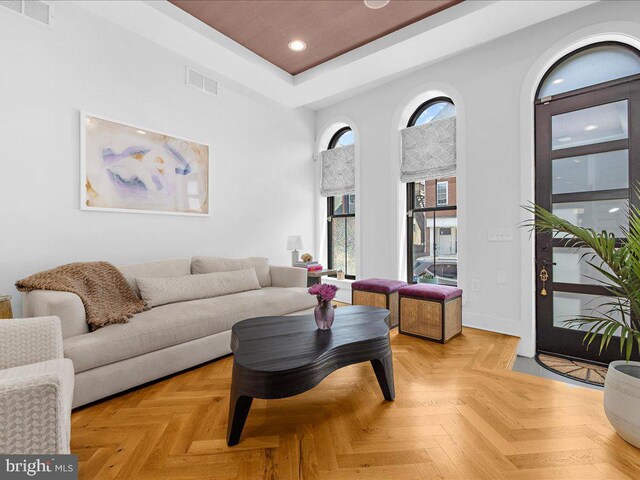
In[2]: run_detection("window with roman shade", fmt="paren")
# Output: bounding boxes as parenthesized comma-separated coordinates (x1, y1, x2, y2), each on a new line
(403, 98, 458, 285)
(323, 127, 356, 279)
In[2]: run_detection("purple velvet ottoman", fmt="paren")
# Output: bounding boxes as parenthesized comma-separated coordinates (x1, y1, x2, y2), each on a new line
(351, 278, 408, 328)
(398, 284, 463, 343)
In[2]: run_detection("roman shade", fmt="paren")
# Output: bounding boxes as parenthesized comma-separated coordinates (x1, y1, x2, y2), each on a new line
(320, 144, 355, 197)
(400, 116, 456, 183)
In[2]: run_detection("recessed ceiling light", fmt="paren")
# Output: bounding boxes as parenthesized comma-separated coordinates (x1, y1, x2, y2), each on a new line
(573, 158, 581, 163)
(364, 0, 391, 9)
(609, 207, 620, 213)
(556, 176, 562, 179)
(584, 124, 598, 131)
(552, 78, 564, 85)
(558, 136, 572, 142)
(136, 130, 146, 135)
(288, 40, 306, 52)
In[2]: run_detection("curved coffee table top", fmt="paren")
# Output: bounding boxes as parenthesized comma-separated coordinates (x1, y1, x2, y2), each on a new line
(226, 306, 395, 446)
(231, 306, 390, 374)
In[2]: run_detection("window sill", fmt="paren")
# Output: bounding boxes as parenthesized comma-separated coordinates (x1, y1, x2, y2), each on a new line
(321, 277, 354, 303)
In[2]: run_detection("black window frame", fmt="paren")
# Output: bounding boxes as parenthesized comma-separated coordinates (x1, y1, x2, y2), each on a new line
(406, 97, 457, 284)
(535, 41, 640, 101)
(327, 127, 356, 279)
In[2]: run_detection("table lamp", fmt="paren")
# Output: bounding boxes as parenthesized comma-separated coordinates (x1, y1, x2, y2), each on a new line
(287, 235, 304, 266)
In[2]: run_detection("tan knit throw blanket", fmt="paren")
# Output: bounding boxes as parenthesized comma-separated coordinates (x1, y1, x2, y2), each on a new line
(16, 261, 148, 331)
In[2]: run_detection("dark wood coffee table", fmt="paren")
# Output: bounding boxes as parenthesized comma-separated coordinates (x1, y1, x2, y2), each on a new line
(226, 305, 394, 446)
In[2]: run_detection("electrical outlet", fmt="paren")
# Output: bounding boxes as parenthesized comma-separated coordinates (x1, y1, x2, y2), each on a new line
(471, 279, 480, 292)
(497, 270, 507, 284)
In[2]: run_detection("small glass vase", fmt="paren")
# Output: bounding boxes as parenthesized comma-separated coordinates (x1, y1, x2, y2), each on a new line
(314, 299, 335, 330)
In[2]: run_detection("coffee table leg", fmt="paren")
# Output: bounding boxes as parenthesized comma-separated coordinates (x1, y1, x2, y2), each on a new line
(226, 387, 253, 446)
(370, 352, 395, 401)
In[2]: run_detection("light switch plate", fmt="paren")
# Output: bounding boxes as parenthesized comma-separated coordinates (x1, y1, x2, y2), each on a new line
(488, 228, 513, 242)
(497, 270, 507, 284)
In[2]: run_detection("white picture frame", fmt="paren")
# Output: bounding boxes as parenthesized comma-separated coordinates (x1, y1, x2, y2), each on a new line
(80, 111, 210, 217)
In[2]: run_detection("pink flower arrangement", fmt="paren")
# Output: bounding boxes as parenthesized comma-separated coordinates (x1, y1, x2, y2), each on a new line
(308, 283, 338, 302)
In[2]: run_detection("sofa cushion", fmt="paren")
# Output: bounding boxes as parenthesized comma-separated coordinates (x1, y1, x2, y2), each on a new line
(63, 287, 317, 373)
(137, 268, 261, 308)
(352, 278, 408, 294)
(398, 284, 463, 301)
(191, 256, 271, 287)
(118, 259, 191, 297)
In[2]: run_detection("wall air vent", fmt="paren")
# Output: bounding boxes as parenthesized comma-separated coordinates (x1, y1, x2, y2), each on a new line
(0, 0, 54, 27)
(0, 1, 21, 13)
(186, 67, 218, 96)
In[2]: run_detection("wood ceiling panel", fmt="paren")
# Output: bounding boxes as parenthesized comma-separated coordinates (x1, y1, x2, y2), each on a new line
(170, 0, 463, 75)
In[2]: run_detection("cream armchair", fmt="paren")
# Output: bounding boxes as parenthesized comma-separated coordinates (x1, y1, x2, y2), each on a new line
(0, 316, 74, 454)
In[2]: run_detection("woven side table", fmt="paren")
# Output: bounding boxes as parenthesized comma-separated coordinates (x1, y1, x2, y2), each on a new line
(0, 295, 13, 320)
(351, 278, 407, 328)
(398, 284, 462, 343)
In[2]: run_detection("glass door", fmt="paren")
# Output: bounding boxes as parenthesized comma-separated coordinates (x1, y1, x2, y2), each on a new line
(534, 78, 640, 363)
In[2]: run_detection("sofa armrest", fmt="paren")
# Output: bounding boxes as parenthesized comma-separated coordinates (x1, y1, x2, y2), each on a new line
(0, 373, 70, 454)
(270, 266, 307, 288)
(23, 290, 88, 339)
(0, 317, 64, 369)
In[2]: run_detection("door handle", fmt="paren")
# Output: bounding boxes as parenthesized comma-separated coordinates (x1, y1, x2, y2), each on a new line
(534, 258, 555, 296)
(534, 257, 555, 297)
(538, 265, 552, 296)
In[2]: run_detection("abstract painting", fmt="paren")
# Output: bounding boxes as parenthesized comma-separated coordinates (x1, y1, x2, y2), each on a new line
(81, 113, 209, 216)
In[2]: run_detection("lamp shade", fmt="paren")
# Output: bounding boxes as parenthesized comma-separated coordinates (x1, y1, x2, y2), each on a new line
(287, 235, 304, 251)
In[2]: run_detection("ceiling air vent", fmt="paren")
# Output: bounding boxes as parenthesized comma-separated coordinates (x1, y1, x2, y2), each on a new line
(186, 67, 218, 96)
(0, 0, 54, 26)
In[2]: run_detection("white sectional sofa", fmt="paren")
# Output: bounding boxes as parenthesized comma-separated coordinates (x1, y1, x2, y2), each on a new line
(23, 257, 316, 408)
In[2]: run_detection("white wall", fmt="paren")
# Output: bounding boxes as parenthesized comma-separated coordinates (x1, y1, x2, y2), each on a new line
(315, 1, 640, 356)
(0, 2, 316, 316)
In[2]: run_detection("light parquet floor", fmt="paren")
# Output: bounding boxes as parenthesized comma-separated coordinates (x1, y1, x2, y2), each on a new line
(71, 326, 640, 480)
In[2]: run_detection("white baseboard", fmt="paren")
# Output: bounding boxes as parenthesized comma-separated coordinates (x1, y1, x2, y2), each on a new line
(462, 311, 535, 357)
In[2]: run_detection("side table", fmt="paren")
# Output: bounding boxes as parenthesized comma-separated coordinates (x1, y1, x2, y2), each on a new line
(307, 269, 338, 287)
(0, 295, 13, 320)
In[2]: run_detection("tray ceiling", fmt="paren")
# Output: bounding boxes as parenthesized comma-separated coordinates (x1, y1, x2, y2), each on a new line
(169, 0, 463, 75)
(75, 1, 598, 108)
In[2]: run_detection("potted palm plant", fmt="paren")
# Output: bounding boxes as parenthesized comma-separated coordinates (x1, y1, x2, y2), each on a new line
(525, 201, 640, 448)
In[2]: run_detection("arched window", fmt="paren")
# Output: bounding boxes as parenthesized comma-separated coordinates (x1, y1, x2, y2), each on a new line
(534, 42, 640, 363)
(327, 127, 356, 278)
(537, 43, 640, 99)
(329, 127, 354, 148)
(405, 97, 457, 285)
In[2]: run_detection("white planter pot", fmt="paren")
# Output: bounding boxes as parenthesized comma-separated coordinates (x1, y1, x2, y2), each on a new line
(604, 360, 640, 448)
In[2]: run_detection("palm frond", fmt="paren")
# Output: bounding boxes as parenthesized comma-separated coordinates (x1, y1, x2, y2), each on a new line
(523, 196, 640, 361)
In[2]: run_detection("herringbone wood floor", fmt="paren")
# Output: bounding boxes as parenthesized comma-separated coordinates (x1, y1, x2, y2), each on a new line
(71, 326, 640, 479)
